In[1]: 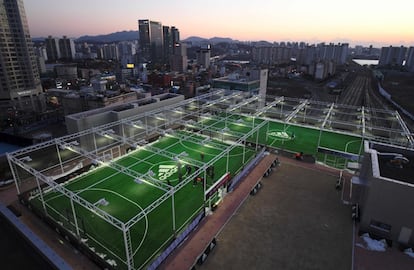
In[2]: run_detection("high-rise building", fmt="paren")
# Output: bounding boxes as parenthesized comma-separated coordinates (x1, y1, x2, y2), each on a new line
(45, 36, 61, 61)
(138, 19, 163, 64)
(406, 47, 414, 72)
(46, 36, 76, 61)
(139, 20, 180, 67)
(118, 41, 137, 67)
(317, 43, 348, 65)
(0, 0, 44, 115)
(100, 44, 119, 60)
(379, 46, 407, 67)
(196, 44, 211, 69)
(162, 26, 171, 61)
(59, 36, 76, 60)
(138, 20, 151, 62)
(162, 25, 182, 67)
(33, 46, 47, 74)
(170, 43, 187, 72)
(171, 26, 180, 52)
(303, 45, 316, 65)
(336, 43, 349, 65)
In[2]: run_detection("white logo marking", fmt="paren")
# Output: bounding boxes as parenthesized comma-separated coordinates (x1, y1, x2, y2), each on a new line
(268, 131, 290, 139)
(158, 165, 178, 180)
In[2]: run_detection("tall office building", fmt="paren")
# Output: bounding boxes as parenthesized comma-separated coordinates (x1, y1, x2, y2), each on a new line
(162, 25, 181, 66)
(138, 19, 163, 64)
(138, 20, 151, 62)
(0, 0, 44, 114)
(163, 26, 172, 64)
(171, 26, 180, 52)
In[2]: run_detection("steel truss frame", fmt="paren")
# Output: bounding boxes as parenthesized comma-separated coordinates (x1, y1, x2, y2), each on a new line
(7, 89, 413, 270)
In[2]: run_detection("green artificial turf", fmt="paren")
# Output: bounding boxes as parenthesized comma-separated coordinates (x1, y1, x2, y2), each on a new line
(31, 131, 256, 269)
(30, 114, 364, 269)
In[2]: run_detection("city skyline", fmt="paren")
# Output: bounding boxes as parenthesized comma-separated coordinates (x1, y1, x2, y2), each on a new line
(23, 0, 414, 47)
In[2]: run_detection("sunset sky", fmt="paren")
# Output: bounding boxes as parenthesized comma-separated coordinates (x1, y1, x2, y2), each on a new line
(23, 0, 414, 47)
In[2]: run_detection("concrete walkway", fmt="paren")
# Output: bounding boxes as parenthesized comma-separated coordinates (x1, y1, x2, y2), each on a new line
(199, 158, 353, 270)
(160, 153, 277, 270)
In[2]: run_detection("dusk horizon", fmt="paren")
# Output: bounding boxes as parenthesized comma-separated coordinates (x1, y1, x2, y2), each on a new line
(30, 29, 411, 49)
(23, 0, 414, 47)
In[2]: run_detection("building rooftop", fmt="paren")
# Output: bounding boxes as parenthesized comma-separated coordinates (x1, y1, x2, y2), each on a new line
(373, 143, 414, 185)
(66, 93, 180, 120)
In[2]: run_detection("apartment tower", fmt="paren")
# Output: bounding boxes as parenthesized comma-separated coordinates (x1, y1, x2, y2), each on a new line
(0, 0, 44, 115)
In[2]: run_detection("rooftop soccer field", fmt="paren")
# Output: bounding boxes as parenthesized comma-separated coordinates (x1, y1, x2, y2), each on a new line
(8, 90, 413, 270)
(194, 113, 363, 167)
(28, 131, 257, 269)
(28, 113, 364, 268)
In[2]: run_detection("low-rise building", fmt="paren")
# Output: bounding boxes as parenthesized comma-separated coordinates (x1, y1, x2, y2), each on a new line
(212, 68, 268, 96)
(65, 93, 184, 134)
(353, 141, 414, 247)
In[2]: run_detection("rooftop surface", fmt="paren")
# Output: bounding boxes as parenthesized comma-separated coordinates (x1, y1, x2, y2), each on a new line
(378, 153, 414, 185)
(198, 158, 353, 270)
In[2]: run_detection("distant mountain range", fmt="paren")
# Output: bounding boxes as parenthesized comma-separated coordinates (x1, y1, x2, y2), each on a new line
(32, 32, 405, 47)
(183, 36, 239, 45)
(77, 30, 139, 43)
(33, 31, 241, 44)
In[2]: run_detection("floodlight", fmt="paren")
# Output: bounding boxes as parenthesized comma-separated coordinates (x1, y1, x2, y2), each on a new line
(134, 178, 143, 184)
(20, 156, 32, 162)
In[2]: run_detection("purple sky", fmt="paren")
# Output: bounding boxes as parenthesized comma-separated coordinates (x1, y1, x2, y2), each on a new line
(23, 0, 414, 46)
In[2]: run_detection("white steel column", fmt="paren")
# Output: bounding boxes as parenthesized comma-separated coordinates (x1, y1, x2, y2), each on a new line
(69, 194, 80, 237)
(122, 225, 134, 270)
(92, 132, 98, 155)
(317, 128, 323, 150)
(242, 141, 246, 164)
(226, 151, 230, 172)
(145, 114, 148, 136)
(55, 144, 64, 173)
(7, 154, 21, 194)
(35, 177, 48, 215)
(171, 189, 176, 234)
(203, 169, 207, 202)
(265, 121, 270, 141)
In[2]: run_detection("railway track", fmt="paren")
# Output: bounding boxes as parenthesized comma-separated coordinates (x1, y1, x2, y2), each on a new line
(337, 69, 391, 124)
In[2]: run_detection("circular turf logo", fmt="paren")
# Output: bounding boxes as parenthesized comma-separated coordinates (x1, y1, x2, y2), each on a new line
(267, 130, 294, 140)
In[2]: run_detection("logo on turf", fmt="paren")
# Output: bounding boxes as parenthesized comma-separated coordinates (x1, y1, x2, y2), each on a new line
(158, 165, 177, 180)
(268, 131, 291, 139)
